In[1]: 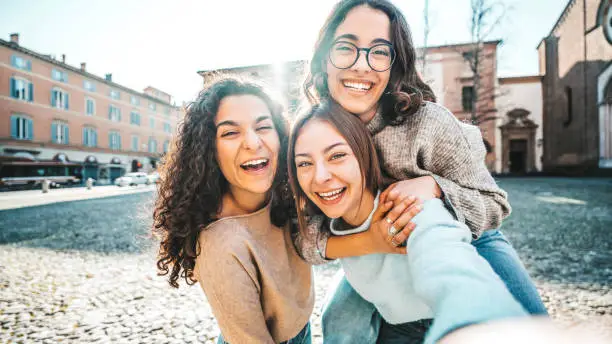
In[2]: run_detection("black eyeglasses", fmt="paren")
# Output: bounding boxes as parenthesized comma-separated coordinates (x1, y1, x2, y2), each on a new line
(328, 41, 396, 72)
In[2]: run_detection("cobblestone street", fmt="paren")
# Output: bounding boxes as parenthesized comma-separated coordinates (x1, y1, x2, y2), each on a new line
(0, 177, 611, 343)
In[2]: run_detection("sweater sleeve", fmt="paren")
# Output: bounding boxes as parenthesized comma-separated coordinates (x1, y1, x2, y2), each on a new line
(419, 106, 511, 237)
(407, 199, 527, 344)
(292, 215, 333, 265)
(196, 250, 275, 344)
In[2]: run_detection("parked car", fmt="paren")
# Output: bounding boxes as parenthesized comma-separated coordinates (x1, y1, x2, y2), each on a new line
(114, 172, 148, 187)
(146, 172, 160, 184)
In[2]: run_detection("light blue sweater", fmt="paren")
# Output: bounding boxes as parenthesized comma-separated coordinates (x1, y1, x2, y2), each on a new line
(330, 196, 528, 343)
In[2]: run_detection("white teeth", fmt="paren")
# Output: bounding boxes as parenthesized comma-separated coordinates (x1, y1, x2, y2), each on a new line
(317, 188, 344, 200)
(242, 158, 268, 167)
(343, 81, 372, 91)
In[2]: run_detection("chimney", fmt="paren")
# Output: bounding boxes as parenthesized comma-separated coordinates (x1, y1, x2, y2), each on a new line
(80, 62, 86, 72)
(10, 33, 19, 45)
(105, 73, 113, 82)
(61, 54, 66, 63)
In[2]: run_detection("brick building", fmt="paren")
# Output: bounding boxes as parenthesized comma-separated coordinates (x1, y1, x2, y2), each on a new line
(1, 33, 181, 185)
(538, 0, 612, 173)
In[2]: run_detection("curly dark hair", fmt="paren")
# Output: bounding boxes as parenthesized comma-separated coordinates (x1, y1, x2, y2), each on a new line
(153, 76, 292, 288)
(303, 0, 437, 125)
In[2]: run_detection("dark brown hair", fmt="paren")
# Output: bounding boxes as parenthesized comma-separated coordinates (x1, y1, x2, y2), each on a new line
(153, 76, 292, 288)
(287, 101, 383, 233)
(303, 0, 436, 125)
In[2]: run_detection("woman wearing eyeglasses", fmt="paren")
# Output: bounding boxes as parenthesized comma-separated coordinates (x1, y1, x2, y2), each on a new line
(293, 0, 548, 342)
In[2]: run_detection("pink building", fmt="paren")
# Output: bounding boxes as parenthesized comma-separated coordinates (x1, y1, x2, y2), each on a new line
(1, 33, 181, 185)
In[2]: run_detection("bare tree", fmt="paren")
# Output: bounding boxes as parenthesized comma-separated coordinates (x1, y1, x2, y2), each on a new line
(420, 0, 431, 76)
(461, 0, 508, 126)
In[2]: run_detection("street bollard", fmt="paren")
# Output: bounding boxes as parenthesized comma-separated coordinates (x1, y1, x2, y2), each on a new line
(42, 179, 49, 193)
(86, 178, 93, 190)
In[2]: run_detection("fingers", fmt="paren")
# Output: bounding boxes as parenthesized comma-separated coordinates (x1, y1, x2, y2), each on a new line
(381, 198, 412, 226)
(379, 183, 396, 203)
(372, 200, 393, 222)
(392, 222, 416, 247)
(392, 203, 423, 229)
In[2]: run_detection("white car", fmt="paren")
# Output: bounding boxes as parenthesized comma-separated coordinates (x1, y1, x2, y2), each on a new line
(146, 172, 160, 184)
(114, 172, 148, 187)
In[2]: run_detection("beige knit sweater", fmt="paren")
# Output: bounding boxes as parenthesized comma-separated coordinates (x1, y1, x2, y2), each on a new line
(295, 101, 511, 265)
(194, 204, 314, 343)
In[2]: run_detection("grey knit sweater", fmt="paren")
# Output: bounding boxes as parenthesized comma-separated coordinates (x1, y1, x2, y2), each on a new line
(295, 101, 511, 265)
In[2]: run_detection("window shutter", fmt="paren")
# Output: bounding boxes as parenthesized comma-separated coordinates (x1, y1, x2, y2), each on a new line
(51, 90, 56, 107)
(83, 127, 88, 145)
(108, 106, 112, 119)
(10, 116, 18, 138)
(10, 77, 16, 98)
(27, 119, 33, 140)
(64, 126, 69, 145)
(26, 60, 32, 71)
(93, 131, 98, 147)
(28, 83, 33, 102)
(65, 93, 69, 110)
(118, 109, 122, 122)
(11, 55, 17, 67)
(51, 122, 58, 143)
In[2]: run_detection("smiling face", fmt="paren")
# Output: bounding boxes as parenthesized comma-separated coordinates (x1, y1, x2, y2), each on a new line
(214, 95, 280, 198)
(294, 118, 374, 224)
(325, 5, 392, 123)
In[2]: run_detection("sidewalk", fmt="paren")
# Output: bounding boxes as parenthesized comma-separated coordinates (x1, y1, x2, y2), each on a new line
(0, 184, 155, 211)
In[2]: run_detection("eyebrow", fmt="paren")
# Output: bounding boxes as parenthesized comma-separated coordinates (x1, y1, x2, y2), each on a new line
(334, 34, 392, 46)
(216, 115, 272, 129)
(295, 142, 348, 158)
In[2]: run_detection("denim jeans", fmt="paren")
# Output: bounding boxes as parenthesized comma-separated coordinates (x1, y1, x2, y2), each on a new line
(321, 229, 546, 343)
(217, 322, 311, 344)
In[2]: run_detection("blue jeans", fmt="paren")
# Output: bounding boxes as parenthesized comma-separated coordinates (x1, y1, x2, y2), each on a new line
(217, 322, 311, 344)
(321, 229, 547, 343)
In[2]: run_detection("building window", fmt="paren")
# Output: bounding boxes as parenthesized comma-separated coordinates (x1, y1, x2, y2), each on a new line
(51, 88, 69, 110)
(11, 55, 32, 71)
(109, 131, 121, 150)
(51, 69, 68, 82)
(51, 121, 69, 145)
(110, 89, 120, 100)
(130, 111, 141, 126)
(149, 117, 155, 129)
(82, 127, 98, 147)
(163, 140, 169, 153)
(10, 77, 33, 102)
(85, 97, 95, 116)
(564, 86, 573, 127)
(149, 102, 156, 111)
(148, 138, 157, 153)
(164, 107, 170, 116)
(10, 115, 33, 140)
(462, 86, 474, 112)
(131, 135, 139, 151)
(163, 122, 171, 133)
(83, 80, 96, 92)
(130, 96, 140, 106)
(109, 105, 121, 122)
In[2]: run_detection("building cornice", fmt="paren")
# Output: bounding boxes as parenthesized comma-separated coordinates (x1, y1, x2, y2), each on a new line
(537, 0, 577, 49)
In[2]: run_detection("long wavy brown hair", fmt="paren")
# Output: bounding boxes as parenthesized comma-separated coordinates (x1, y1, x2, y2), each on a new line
(153, 76, 292, 288)
(303, 0, 436, 125)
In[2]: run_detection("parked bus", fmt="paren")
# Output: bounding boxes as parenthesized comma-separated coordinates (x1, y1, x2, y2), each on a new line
(0, 156, 82, 191)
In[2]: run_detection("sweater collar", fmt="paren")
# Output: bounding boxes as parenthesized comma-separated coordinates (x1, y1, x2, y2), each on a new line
(365, 108, 386, 136)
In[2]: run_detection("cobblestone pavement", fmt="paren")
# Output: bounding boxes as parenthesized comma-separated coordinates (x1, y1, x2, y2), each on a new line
(0, 177, 611, 343)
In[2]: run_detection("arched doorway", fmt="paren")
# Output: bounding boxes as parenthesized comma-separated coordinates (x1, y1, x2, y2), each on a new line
(499, 109, 538, 174)
(599, 63, 612, 168)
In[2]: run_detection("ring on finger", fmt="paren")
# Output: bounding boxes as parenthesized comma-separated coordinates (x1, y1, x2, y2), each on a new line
(385, 217, 393, 225)
(388, 225, 399, 236)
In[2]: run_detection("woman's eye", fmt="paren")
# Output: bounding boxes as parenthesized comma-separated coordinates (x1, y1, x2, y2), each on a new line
(256, 125, 273, 131)
(330, 152, 347, 160)
(220, 131, 238, 137)
(296, 161, 312, 168)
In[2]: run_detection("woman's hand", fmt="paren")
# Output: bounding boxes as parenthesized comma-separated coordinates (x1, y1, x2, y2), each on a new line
(366, 196, 423, 254)
(381, 176, 442, 204)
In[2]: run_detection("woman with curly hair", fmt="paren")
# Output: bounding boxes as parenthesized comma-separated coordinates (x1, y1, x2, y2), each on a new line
(152, 77, 315, 344)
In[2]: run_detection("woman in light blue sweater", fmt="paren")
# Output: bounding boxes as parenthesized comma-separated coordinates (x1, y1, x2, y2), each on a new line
(288, 102, 527, 343)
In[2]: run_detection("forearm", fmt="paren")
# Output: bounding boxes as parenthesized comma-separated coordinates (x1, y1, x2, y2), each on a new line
(432, 174, 511, 236)
(325, 231, 376, 259)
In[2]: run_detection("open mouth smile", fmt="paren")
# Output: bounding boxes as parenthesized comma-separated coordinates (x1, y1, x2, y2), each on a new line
(342, 79, 373, 92)
(240, 158, 270, 173)
(315, 187, 347, 205)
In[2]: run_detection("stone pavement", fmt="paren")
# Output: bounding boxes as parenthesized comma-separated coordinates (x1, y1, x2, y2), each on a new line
(0, 177, 611, 343)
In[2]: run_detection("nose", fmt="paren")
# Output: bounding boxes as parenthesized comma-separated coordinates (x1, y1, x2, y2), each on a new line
(352, 49, 371, 72)
(242, 129, 262, 151)
(313, 162, 332, 184)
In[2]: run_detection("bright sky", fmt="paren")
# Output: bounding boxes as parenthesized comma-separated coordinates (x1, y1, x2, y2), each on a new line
(0, 0, 568, 104)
